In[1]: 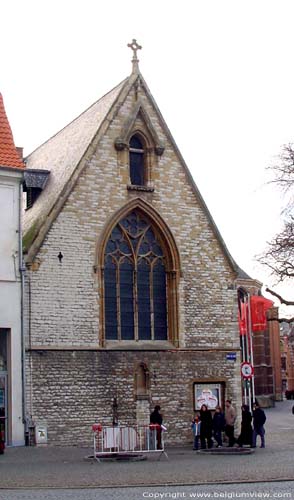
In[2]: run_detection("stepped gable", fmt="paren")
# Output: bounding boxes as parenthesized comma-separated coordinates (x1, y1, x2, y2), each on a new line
(0, 93, 25, 169)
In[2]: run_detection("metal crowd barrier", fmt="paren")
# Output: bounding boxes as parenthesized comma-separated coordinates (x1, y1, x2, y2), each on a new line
(92, 424, 168, 461)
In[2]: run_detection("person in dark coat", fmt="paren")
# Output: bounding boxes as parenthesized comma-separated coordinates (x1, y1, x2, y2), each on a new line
(252, 402, 266, 448)
(212, 406, 226, 447)
(150, 405, 163, 449)
(0, 409, 5, 455)
(199, 404, 213, 449)
(0, 430, 4, 455)
(237, 404, 253, 447)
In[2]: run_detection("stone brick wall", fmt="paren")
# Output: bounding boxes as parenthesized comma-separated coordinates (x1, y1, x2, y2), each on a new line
(25, 82, 239, 349)
(27, 349, 241, 446)
(24, 77, 242, 444)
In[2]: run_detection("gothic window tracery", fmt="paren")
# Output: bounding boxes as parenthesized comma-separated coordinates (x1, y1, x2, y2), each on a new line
(104, 211, 168, 341)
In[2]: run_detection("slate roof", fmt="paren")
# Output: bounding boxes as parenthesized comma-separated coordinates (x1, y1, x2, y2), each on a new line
(0, 93, 25, 169)
(235, 266, 252, 280)
(23, 78, 128, 238)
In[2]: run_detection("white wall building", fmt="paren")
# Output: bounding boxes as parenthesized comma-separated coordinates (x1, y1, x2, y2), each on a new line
(0, 93, 25, 446)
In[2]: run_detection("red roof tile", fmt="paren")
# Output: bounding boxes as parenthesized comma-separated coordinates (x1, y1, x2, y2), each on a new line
(0, 93, 25, 169)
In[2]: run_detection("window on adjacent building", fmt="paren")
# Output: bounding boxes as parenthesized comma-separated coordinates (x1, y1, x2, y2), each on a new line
(25, 187, 42, 209)
(104, 210, 168, 341)
(129, 135, 145, 186)
(23, 169, 50, 209)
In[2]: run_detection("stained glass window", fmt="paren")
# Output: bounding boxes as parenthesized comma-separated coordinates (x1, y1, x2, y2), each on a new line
(120, 259, 134, 340)
(104, 257, 118, 340)
(137, 259, 151, 340)
(153, 261, 167, 340)
(104, 211, 168, 341)
(129, 135, 144, 186)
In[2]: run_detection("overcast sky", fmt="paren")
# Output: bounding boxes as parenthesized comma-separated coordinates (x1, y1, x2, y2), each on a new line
(1, 0, 293, 316)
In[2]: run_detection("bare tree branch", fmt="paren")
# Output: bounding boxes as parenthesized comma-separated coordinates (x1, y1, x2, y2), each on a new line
(265, 287, 294, 306)
(267, 316, 294, 324)
(258, 218, 294, 282)
(258, 143, 294, 320)
(268, 143, 294, 194)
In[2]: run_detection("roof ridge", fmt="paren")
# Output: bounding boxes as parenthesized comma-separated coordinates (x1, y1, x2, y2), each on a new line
(25, 77, 129, 159)
(0, 93, 25, 169)
(23, 74, 132, 257)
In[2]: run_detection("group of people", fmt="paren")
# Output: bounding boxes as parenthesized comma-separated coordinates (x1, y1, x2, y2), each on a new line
(150, 400, 267, 451)
(191, 400, 266, 450)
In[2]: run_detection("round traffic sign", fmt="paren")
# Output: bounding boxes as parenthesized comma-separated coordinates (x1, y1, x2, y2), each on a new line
(241, 362, 254, 379)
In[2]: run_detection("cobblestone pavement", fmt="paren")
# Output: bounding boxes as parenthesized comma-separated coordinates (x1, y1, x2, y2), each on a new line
(0, 481, 293, 500)
(0, 400, 293, 489)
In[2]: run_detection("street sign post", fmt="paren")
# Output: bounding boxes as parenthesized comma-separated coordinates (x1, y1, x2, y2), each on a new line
(241, 361, 254, 379)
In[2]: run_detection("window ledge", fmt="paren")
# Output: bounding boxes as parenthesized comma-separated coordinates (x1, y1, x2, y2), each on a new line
(127, 184, 154, 192)
(104, 340, 175, 350)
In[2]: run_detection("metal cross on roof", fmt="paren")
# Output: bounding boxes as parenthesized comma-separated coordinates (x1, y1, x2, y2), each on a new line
(127, 39, 142, 73)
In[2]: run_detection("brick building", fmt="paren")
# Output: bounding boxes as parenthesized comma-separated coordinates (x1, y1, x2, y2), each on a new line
(268, 307, 283, 402)
(236, 274, 282, 406)
(281, 324, 294, 395)
(22, 43, 243, 446)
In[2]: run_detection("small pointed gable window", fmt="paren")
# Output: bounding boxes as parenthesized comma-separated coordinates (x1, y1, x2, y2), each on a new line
(129, 135, 145, 186)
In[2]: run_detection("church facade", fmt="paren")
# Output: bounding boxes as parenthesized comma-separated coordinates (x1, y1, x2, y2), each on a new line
(23, 42, 242, 446)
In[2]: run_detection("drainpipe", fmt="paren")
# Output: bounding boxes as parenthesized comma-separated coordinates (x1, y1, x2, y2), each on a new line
(18, 180, 28, 445)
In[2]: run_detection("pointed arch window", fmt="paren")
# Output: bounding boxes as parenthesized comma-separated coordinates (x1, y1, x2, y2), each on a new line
(129, 135, 145, 186)
(104, 211, 168, 341)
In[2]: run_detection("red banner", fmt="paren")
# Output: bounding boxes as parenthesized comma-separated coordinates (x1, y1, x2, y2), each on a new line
(238, 301, 248, 335)
(250, 296, 274, 332)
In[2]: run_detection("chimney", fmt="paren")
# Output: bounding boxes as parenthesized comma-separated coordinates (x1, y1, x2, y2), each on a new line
(16, 147, 23, 160)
